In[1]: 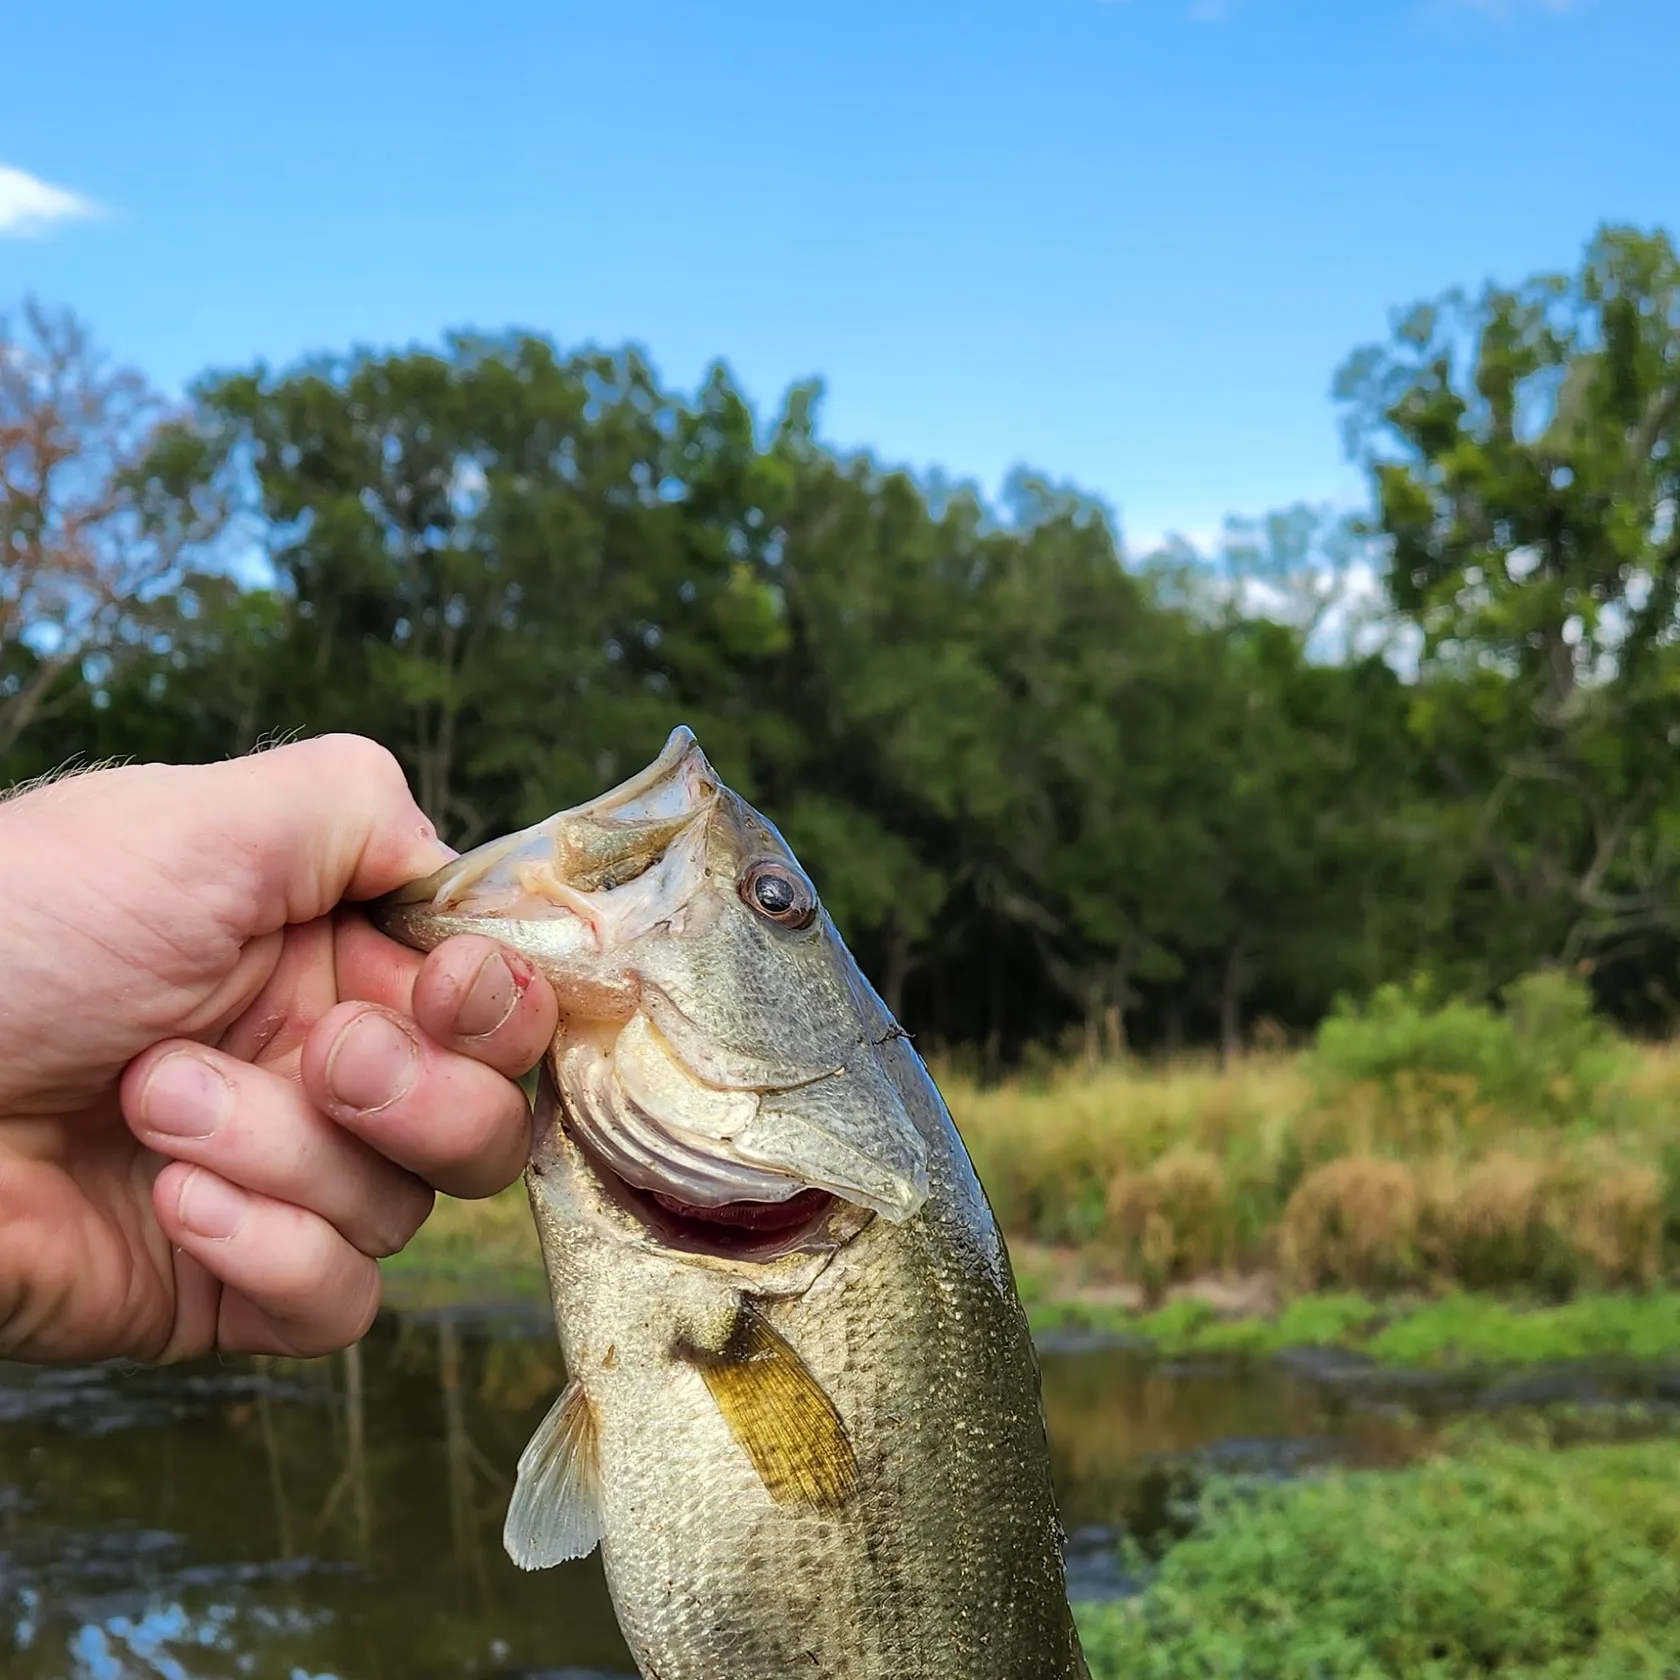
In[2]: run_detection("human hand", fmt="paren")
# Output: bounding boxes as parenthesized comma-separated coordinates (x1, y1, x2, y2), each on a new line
(0, 736, 558, 1363)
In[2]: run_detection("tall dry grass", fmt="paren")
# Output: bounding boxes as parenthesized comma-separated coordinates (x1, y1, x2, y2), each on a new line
(393, 975, 1680, 1306)
(945, 1033, 1680, 1301)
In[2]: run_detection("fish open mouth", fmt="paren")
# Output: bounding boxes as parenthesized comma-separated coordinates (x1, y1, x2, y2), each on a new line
(559, 1110, 847, 1261)
(544, 1006, 901, 1261)
(622, 1180, 842, 1261)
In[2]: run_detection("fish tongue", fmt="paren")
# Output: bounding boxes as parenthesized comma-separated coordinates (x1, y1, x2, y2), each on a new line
(649, 1187, 833, 1233)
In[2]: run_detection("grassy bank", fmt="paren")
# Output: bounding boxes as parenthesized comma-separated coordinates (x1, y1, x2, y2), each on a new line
(386, 975, 1680, 1360)
(1029, 1285, 1680, 1367)
(1075, 1436, 1680, 1677)
(960, 974, 1680, 1300)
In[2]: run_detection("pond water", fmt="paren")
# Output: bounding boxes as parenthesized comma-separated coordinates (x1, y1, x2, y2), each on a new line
(1, 1301, 1672, 1680)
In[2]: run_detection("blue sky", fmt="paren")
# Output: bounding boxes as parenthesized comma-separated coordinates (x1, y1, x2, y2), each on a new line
(2, 0, 1674, 554)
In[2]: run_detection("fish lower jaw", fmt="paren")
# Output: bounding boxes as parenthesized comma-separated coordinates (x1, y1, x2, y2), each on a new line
(647, 1184, 836, 1239)
(565, 1122, 855, 1263)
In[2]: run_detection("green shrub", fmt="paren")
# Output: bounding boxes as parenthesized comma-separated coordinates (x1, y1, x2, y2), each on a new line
(1078, 1438, 1680, 1677)
(1308, 969, 1631, 1135)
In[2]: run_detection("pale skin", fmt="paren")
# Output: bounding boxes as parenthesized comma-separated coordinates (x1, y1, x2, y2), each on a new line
(0, 735, 559, 1364)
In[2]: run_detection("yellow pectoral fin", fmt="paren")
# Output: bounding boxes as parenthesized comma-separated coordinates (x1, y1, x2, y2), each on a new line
(677, 1303, 857, 1513)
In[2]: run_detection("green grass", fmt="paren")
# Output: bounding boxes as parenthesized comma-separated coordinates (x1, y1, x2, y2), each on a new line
(1365, 1290, 1680, 1368)
(1076, 1437, 1680, 1678)
(1028, 1287, 1680, 1368)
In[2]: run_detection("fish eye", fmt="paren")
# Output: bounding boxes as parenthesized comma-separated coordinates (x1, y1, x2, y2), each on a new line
(740, 860, 817, 930)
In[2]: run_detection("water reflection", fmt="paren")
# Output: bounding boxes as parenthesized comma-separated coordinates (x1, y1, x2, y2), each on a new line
(0, 1312, 625, 1679)
(0, 1307, 1671, 1678)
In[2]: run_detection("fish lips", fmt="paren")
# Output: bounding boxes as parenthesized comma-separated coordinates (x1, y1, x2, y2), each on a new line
(743, 1060, 929, 1224)
(370, 726, 717, 951)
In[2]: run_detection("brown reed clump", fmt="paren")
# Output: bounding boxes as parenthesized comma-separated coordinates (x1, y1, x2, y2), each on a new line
(1542, 1153, 1664, 1289)
(1279, 1156, 1421, 1291)
(911, 1040, 1679, 1295)
(1424, 1151, 1547, 1289)
(1104, 1147, 1232, 1301)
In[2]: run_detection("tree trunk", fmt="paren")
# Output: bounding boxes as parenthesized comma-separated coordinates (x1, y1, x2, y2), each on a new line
(1102, 1001, 1125, 1062)
(1219, 942, 1246, 1070)
(984, 942, 1004, 1082)
(1082, 983, 1103, 1068)
(882, 918, 914, 1024)
(1164, 999, 1184, 1058)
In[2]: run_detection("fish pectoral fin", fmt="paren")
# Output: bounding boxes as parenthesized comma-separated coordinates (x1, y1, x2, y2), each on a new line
(503, 1377, 604, 1570)
(677, 1302, 857, 1513)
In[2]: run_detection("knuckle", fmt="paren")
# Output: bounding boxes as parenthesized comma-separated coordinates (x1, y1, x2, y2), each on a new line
(312, 733, 408, 790)
(365, 1182, 435, 1258)
(310, 734, 427, 829)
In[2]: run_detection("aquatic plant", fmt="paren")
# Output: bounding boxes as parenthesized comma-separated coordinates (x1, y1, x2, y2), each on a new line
(1076, 1437, 1680, 1678)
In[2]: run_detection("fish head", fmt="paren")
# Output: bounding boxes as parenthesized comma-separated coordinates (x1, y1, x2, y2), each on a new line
(372, 727, 929, 1269)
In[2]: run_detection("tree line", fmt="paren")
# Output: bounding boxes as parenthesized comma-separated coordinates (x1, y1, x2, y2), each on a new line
(5, 225, 1679, 1064)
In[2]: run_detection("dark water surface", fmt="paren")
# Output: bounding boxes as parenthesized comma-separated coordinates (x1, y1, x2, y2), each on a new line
(1, 1303, 1671, 1680)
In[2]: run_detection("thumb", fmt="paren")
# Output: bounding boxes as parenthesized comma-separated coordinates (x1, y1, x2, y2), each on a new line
(167, 735, 457, 933)
(0, 735, 455, 1104)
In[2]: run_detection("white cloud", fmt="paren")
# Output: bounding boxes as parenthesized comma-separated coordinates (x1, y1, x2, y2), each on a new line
(0, 164, 101, 238)
(1126, 523, 1223, 560)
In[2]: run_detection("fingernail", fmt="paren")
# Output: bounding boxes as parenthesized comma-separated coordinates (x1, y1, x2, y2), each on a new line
(177, 1169, 249, 1240)
(140, 1053, 233, 1139)
(326, 1011, 420, 1113)
(455, 949, 523, 1038)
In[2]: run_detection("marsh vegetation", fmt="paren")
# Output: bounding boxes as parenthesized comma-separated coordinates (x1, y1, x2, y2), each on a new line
(395, 969, 1680, 1346)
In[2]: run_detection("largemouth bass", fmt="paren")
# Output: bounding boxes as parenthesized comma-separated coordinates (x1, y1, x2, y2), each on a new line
(373, 728, 1088, 1679)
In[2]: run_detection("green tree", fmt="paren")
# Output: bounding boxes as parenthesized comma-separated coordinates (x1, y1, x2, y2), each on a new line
(1338, 225, 1680, 998)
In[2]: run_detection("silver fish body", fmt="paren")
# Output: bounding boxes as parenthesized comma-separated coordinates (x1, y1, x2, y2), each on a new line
(374, 729, 1087, 1680)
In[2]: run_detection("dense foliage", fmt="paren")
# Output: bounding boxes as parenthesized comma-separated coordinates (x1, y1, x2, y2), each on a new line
(1076, 1438, 1680, 1678)
(7, 226, 1680, 1059)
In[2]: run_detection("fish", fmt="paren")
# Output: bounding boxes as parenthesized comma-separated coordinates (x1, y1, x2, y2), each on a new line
(371, 727, 1089, 1680)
